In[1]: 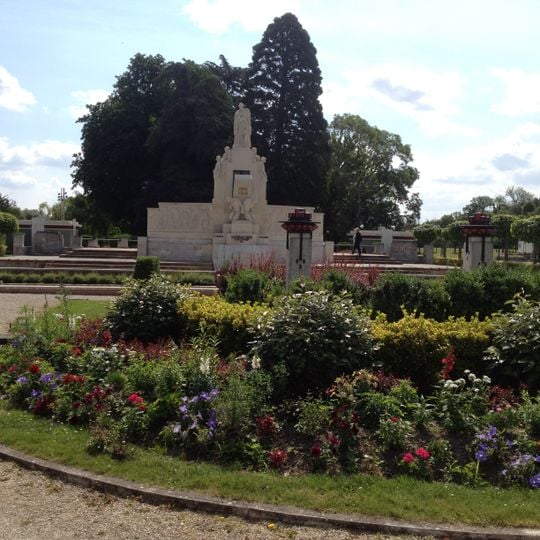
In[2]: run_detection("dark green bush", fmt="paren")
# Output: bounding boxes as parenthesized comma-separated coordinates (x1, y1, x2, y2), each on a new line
(371, 273, 450, 321)
(318, 269, 368, 305)
(444, 269, 484, 318)
(250, 290, 375, 396)
(106, 275, 192, 343)
(224, 268, 273, 304)
(133, 256, 160, 280)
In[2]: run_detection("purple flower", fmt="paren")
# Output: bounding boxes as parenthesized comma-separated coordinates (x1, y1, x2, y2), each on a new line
(529, 474, 540, 489)
(199, 391, 209, 401)
(15, 376, 28, 385)
(207, 410, 217, 435)
(30, 389, 41, 398)
(475, 448, 488, 462)
(535, 455, 540, 464)
(179, 403, 188, 417)
(477, 425, 497, 441)
(208, 388, 219, 400)
(506, 439, 515, 449)
(172, 423, 182, 434)
(39, 372, 54, 384)
(189, 395, 199, 404)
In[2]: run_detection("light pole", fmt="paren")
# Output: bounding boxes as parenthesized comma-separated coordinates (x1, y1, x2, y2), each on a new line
(57, 187, 67, 221)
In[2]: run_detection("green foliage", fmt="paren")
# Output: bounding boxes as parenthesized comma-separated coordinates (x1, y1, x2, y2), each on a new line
(491, 213, 516, 261)
(323, 114, 420, 240)
(413, 224, 440, 247)
(72, 54, 232, 234)
(443, 269, 485, 319)
(106, 275, 192, 343)
(485, 295, 540, 391)
(246, 13, 329, 208)
(133, 256, 160, 280)
(512, 215, 540, 261)
(250, 291, 375, 395)
(178, 295, 263, 356)
(371, 273, 450, 321)
(0, 211, 18, 235)
(317, 269, 369, 305)
(223, 268, 273, 304)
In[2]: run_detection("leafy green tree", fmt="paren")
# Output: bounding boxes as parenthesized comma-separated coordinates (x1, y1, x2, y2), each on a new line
(0, 193, 21, 217)
(505, 186, 537, 215)
(324, 114, 420, 240)
(72, 54, 232, 234)
(462, 195, 495, 215)
(245, 13, 329, 207)
(413, 224, 440, 247)
(491, 213, 516, 261)
(205, 55, 247, 106)
(0, 211, 19, 255)
(512, 215, 540, 262)
(444, 220, 467, 259)
(146, 61, 232, 206)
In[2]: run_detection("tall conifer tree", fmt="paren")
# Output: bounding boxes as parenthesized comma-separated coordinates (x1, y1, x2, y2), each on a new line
(246, 13, 329, 207)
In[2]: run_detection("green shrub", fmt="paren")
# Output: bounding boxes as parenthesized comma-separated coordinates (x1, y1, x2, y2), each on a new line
(485, 295, 540, 391)
(224, 268, 273, 304)
(133, 256, 160, 280)
(372, 313, 492, 392)
(371, 273, 450, 321)
(372, 313, 450, 392)
(444, 269, 485, 319)
(478, 264, 538, 317)
(318, 269, 368, 305)
(106, 275, 192, 343)
(250, 291, 375, 395)
(178, 295, 263, 356)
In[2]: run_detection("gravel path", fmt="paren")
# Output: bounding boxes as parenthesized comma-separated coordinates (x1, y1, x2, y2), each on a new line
(0, 460, 421, 540)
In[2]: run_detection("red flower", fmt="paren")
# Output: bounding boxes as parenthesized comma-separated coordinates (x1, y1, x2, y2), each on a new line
(310, 443, 322, 457)
(327, 434, 341, 448)
(63, 374, 85, 385)
(71, 346, 82, 356)
(402, 452, 415, 464)
(127, 393, 145, 409)
(256, 415, 277, 437)
(415, 447, 430, 460)
(441, 349, 456, 380)
(390, 416, 399, 423)
(8, 364, 18, 373)
(268, 448, 288, 468)
(28, 363, 40, 374)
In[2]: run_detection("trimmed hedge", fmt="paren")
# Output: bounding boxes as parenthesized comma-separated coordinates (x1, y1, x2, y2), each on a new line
(372, 313, 492, 392)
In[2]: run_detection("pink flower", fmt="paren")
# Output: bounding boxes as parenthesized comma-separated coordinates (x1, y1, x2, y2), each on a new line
(415, 447, 430, 460)
(390, 416, 399, 423)
(311, 443, 322, 457)
(268, 448, 288, 468)
(402, 452, 415, 464)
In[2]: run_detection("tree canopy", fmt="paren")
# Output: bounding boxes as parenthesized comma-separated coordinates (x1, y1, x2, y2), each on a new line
(323, 114, 420, 240)
(245, 13, 329, 207)
(72, 54, 232, 234)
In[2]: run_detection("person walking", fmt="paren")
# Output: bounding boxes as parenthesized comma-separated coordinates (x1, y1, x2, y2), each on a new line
(352, 228, 362, 255)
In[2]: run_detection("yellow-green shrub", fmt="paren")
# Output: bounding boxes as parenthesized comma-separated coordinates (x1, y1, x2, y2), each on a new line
(372, 312, 492, 392)
(178, 295, 265, 355)
(440, 316, 493, 376)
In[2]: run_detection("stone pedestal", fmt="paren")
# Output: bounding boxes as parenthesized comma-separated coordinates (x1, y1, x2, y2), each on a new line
(462, 237, 494, 270)
(286, 232, 313, 285)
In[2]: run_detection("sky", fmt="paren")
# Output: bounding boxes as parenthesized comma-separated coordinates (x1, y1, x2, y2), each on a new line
(1, 0, 540, 221)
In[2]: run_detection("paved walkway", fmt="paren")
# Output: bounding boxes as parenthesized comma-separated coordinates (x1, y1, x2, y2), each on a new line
(0, 292, 115, 334)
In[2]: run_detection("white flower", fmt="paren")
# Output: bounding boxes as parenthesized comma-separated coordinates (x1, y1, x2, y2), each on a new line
(251, 355, 261, 370)
(482, 375, 491, 384)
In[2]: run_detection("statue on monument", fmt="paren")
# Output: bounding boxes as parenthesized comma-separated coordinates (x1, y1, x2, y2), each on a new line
(233, 103, 252, 148)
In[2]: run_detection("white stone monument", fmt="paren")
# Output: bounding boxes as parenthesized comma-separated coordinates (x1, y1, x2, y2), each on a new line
(140, 104, 333, 267)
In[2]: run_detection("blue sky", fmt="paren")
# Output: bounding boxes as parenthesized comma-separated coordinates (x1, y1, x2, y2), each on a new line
(1, 0, 539, 220)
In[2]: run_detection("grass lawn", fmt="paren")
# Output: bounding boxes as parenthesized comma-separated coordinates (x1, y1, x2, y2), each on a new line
(50, 299, 111, 319)
(0, 402, 538, 529)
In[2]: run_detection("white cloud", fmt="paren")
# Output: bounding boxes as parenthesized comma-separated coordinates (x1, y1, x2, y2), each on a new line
(415, 122, 540, 220)
(182, 0, 302, 34)
(491, 68, 540, 116)
(0, 137, 78, 168)
(0, 65, 36, 112)
(321, 65, 474, 137)
(68, 89, 110, 119)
